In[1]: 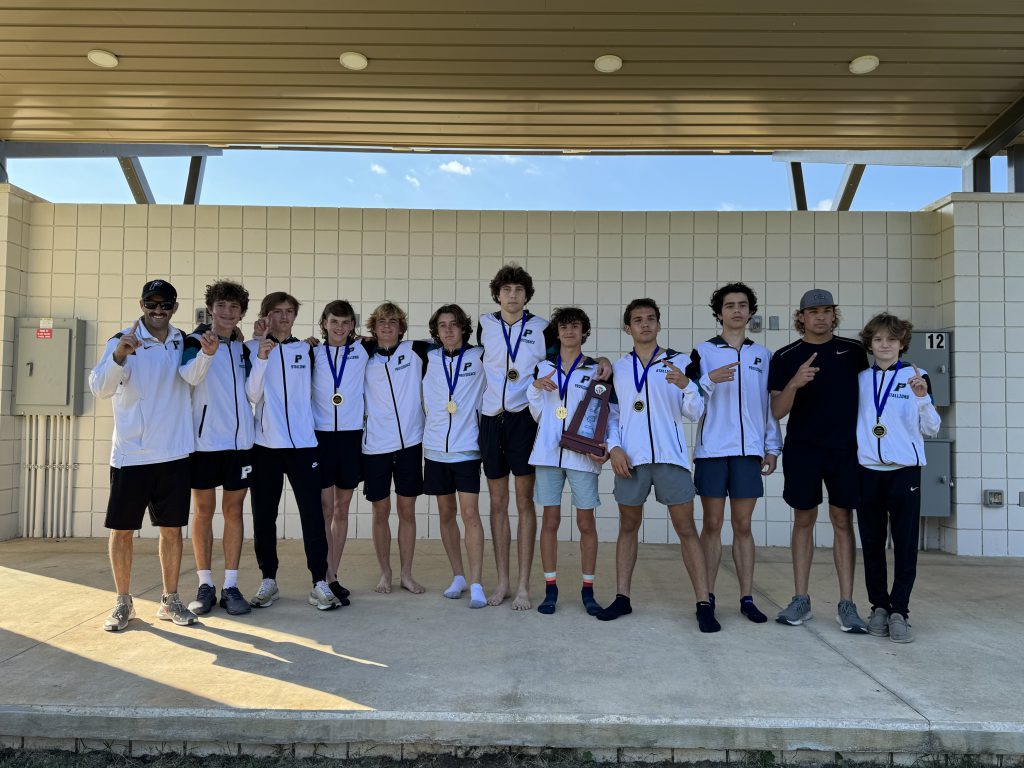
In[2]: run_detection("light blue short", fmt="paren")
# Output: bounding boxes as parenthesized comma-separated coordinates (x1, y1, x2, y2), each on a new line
(534, 465, 601, 509)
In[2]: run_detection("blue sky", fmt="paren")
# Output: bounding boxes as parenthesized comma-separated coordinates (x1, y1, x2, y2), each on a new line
(7, 150, 1009, 211)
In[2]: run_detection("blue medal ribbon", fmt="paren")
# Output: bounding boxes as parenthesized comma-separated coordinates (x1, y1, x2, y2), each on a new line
(325, 343, 351, 393)
(442, 345, 468, 402)
(556, 353, 584, 404)
(632, 345, 661, 395)
(500, 312, 530, 365)
(872, 361, 902, 422)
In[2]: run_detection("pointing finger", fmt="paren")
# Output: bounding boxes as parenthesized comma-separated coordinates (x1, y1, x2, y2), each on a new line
(913, 363, 921, 378)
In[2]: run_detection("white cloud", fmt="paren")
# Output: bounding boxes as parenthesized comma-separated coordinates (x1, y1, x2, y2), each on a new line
(524, 166, 542, 176)
(814, 198, 833, 211)
(404, 174, 421, 189)
(717, 202, 737, 211)
(370, 163, 387, 175)
(439, 160, 472, 176)
(500, 155, 523, 165)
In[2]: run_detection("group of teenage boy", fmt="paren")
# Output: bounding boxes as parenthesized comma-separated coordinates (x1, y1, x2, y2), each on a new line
(91, 265, 939, 644)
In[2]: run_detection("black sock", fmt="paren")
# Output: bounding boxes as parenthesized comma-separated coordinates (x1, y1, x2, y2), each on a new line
(537, 584, 558, 615)
(596, 593, 632, 621)
(328, 580, 351, 606)
(709, 592, 716, 608)
(696, 601, 721, 633)
(740, 595, 767, 623)
(581, 586, 603, 616)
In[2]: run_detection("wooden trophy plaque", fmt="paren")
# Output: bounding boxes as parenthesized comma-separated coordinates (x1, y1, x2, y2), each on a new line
(559, 379, 612, 457)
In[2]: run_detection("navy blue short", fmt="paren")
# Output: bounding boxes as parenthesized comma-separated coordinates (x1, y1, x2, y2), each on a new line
(423, 458, 482, 496)
(781, 441, 860, 511)
(363, 444, 424, 502)
(694, 456, 765, 499)
(316, 429, 362, 490)
(479, 408, 537, 480)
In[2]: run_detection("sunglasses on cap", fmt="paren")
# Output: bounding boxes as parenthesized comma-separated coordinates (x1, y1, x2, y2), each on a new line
(142, 300, 175, 310)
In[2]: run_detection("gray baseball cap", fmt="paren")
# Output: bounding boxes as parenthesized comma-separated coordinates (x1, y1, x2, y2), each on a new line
(799, 288, 835, 310)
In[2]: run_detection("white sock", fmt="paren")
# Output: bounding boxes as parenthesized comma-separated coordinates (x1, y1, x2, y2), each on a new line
(469, 583, 487, 609)
(444, 574, 467, 599)
(223, 570, 238, 589)
(197, 569, 214, 587)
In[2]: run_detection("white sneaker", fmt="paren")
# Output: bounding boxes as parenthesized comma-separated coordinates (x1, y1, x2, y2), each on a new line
(309, 580, 340, 611)
(249, 578, 279, 608)
(103, 595, 136, 631)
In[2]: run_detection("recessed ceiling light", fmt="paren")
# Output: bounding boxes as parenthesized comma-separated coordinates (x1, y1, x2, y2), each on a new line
(87, 49, 119, 68)
(594, 54, 623, 74)
(339, 51, 369, 71)
(848, 55, 879, 75)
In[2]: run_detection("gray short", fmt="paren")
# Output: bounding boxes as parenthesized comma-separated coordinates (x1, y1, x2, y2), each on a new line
(613, 463, 696, 507)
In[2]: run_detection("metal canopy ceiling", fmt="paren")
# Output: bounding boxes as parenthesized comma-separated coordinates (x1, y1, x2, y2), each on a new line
(2, 1, 1024, 152)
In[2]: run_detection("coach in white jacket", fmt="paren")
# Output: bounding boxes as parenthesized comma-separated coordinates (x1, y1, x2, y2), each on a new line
(89, 279, 197, 632)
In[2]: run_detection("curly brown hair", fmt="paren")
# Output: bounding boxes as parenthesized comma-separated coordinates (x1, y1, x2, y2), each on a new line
(367, 301, 409, 339)
(489, 262, 535, 304)
(205, 280, 249, 314)
(859, 312, 914, 354)
(550, 306, 591, 343)
(428, 304, 473, 345)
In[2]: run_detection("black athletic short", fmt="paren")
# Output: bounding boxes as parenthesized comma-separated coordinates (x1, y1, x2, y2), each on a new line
(189, 449, 254, 491)
(479, 408, 538, 480)
(781, 441, 860, 511)
(423, 458, 482, 496)
(363, 444, 424, 502)
(105, 457, 191, 530)
(316, 429, 362, 490)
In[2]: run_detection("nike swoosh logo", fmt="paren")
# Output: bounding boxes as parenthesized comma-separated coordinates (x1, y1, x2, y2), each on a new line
(836, 350, 849, 355)
(910, 486, 919, 491)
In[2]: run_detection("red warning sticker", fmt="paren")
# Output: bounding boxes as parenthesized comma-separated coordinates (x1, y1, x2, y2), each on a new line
(36, 329, 52, 339)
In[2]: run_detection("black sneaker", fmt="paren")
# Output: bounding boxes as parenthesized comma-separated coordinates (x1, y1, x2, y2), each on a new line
(328, 580, 351, 606)
(187, 584, 217, 615)
(219, 586, 252, 615)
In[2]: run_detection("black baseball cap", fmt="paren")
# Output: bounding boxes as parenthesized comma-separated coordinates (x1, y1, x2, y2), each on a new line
(141, 279, 177, 302)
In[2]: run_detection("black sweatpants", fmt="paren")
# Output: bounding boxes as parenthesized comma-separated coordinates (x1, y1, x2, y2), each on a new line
(250, 445, 329, 584)
(857, 466, 921, 618)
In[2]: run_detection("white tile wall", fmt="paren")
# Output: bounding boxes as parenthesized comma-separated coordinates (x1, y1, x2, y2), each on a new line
(2, 183, 1020, 554)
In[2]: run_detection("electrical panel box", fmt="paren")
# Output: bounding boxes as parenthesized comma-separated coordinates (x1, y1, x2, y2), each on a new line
(920, 438, 953, 517)
(909, 330, 952, 406)
(12, 317, 87, 416)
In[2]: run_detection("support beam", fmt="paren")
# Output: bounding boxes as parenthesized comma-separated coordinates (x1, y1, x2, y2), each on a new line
(2, 142, 221, 159)
(0, 141, 7, 183)
(773, 150, 965, 167)
(833, 164, 865, 211)
(183, 156, 206, 205)
(962, 155, 991, 193)
(965, 92, 1024, 161)
(117, 157, 155, 205)
(1008, 145, 1024, 193)
(788, 162, 807, 211)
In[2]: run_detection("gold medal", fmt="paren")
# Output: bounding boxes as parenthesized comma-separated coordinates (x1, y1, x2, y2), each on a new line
(872, 423, 887, 438)
(555, 406, 568, 420)
(507, 368, 519, 382)
(633, 400, 645, 413)
(332, 392, 344, 406)
(446, 400, 458, 414)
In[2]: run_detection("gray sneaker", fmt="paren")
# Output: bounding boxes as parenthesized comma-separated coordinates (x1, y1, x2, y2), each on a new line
(836, 599, 868, 634)
(888, 612, 914, 643)
(309, 581, 340, 611)
(157, 593, 198, 626)
(188, 583, 217, 615)
(103, 595, 136, 632)
(249, 578, 279, 608)
(867, 607, 890, 637)
(776, 594, 812, 625)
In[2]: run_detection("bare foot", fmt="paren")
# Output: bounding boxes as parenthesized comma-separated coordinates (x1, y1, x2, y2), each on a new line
(487, 581, 510, 606)
(375, 573, 392, 593)
(400, 575, 426, 594)
(511, 588, 531, 611)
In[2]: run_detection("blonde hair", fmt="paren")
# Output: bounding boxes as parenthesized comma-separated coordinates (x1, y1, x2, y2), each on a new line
(367, 301, 409, 339)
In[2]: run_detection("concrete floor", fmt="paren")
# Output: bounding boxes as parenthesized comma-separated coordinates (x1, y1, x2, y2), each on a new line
(0, 537, 1022, 759)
